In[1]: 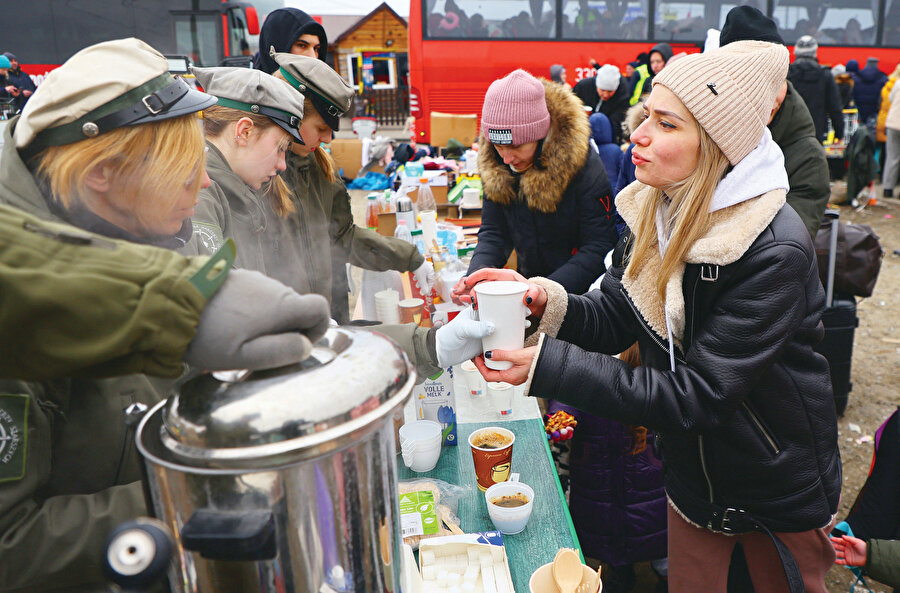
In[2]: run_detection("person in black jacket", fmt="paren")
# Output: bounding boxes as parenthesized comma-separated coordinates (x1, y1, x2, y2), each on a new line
(462, 69, 617, 295)
(572, 64, 630, 145)
(464, 42, 840, 593)
(787, 36, 844, 143)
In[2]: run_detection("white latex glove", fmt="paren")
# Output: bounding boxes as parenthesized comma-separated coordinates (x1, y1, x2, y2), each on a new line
(184, 269, 330, 371)
(434, 306, 495, 368)
(412, 260, 435, 295)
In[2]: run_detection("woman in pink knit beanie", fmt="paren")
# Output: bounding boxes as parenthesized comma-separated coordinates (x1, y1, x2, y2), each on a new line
(459, 68, 618, 296)
(463, 41, 840, 593)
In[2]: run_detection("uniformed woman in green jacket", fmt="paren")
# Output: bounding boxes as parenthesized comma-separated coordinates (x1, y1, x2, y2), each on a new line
(0, 38, 330, 591)
(270, 51, 433, 323)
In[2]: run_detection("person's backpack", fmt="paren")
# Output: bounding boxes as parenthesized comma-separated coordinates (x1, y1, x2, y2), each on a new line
(845, 126, 878, 203)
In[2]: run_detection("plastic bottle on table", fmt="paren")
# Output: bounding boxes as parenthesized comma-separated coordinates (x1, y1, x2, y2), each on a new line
(365, 194, 380, 230)
(393, 219, 413, 245)
(417, 177, 438, 251)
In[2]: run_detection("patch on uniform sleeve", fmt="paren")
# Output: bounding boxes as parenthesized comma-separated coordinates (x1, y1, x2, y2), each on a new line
(192, 222, 225, 253)
(0, 394, 28, 482)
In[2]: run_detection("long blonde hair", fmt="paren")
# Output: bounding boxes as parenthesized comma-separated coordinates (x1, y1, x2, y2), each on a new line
(37, 114, 206, 231)
(626, 120, 730, 302)
(201, 104, 295, 217)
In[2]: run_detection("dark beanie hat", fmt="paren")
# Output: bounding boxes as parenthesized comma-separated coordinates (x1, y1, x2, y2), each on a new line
(253, 8, 328, 73)
(719, 5, 785, 46)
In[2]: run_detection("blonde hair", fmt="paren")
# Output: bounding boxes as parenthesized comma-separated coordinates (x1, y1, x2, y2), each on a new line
(37, 115, 205, 231)
(201, 104, 295, 217)
(626, 119, 730, 302)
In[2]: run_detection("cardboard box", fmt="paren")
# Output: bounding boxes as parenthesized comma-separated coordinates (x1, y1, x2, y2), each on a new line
(328, 138, 384, 179)
(430, 112, 478, 148)
(328, 138, 363, 178)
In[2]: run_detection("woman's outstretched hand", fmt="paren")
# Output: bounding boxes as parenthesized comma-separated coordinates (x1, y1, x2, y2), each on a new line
(473, 347, 537, 386)
(830, 535, 867, 567)
(451, 268, 548, 318)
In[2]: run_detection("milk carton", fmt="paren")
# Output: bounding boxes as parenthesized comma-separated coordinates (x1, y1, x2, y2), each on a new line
(413, 367, 457, 446)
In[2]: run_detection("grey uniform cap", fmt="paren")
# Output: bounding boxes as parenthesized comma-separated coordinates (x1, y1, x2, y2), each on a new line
(272, 50, 355, 131)
(14, 37, 216, 152)
(192, 66, 305, 143)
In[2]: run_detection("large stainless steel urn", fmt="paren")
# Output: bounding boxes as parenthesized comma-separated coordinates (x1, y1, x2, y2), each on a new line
(136, 327, 414, 593)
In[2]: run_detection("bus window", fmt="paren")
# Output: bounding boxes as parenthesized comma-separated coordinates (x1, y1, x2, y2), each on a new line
(425, 0, 555, 39)
(173, 12, 221, 67)
(774, 0, 877, 46)
(653, 1, 711, 41)
(886, 1, 900, 46)
(560, 0, 650, 40)
(717, 1, 766, 30)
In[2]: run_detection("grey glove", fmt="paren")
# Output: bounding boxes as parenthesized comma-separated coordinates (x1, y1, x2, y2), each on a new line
(184, 269, 330, 371)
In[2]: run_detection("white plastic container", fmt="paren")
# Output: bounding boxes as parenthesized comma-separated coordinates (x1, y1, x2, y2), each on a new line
(486, 381, 514, 417)
(399, 420, 442, 472)
(484, 476, 535, 535)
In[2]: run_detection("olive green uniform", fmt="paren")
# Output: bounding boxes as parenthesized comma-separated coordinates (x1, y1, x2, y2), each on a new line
(183, 146, 423, 321)
(184, 145, 440, 380)
(0, 119, 193, 592)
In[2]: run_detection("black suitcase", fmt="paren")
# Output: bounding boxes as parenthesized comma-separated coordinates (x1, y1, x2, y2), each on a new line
(812, 210, 859, 416)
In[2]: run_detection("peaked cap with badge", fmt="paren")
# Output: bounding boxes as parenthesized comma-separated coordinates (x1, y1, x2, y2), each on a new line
(271, 49, 355, 131)
(192, 66, 306, 144)
(14, 38, 216, 153)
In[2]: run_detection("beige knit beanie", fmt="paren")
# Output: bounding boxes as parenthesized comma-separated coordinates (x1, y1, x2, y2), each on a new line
(652, 40, 788, 165)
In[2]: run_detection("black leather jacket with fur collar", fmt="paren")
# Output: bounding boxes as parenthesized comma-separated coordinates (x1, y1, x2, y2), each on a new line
(527, 186, 841, 533)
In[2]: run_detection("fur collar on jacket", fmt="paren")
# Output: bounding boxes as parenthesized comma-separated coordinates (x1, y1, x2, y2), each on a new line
(615, 182, 786, 349)
(477, 79, 590, 213)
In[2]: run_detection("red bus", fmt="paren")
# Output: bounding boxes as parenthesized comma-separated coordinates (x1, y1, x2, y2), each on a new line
(409, 0, 900, 144)
(1, 1, 259, 85)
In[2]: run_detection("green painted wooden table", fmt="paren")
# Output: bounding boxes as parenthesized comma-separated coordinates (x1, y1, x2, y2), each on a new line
(399, 418, 582, 592)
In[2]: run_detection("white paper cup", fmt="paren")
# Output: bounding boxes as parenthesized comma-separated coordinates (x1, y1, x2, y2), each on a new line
(473, 281, 529, 370)
(484, 476, 534, 535)
(399, 420, 442, 472)
(487, 381, 514, 417)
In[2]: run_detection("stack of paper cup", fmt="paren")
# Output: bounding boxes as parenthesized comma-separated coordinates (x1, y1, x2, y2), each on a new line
(374, 288, 400, 323)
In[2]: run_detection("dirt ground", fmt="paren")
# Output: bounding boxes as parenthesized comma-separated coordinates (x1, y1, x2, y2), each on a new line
(821, 184, 899, 593)
(349, 187, 900, 591)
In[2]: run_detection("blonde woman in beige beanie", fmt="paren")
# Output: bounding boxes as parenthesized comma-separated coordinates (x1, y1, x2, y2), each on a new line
(461, 41, 840, 593)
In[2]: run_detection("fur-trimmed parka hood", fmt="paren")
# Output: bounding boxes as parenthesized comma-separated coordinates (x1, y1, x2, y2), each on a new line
(624, 102, 646, 136)
(477, 79, 591, 213)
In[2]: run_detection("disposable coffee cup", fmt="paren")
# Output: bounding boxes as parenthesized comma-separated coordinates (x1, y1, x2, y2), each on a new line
(485, 474, 534, 535)
(399, 298, 424, 324)
(468, 426, 515, 491)
(487, 381, 514, 417)
(399, 420, 442, 472)
(473, 281, 529, 370)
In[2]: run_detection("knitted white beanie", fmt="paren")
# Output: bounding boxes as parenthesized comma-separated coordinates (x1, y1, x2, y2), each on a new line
(652, 40, 788, 165)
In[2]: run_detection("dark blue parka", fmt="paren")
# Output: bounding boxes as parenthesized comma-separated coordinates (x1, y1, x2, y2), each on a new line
(468, 79, 618, 294)
(590, 112, 624, 187)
